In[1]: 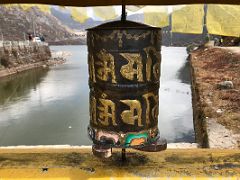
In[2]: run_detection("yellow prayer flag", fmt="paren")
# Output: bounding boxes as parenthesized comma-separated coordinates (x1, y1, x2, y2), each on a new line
(93, 6, 118, 20)
(35, 5, 51, 13)
(18, 4, 50, 13)
(172, 5, 204, 34)
(143, 6, 169, 27)
(70, 7, 89, 23)
(207, 5, 240, 37)
(126, 5, 144, 12)
(19, 4, 33, 10)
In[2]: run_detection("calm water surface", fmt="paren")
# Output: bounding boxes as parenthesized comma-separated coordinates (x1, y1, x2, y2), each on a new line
(0, 45, 194, 146)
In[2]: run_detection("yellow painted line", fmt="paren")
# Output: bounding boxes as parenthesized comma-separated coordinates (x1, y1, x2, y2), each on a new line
(0, 168, 239, 180)
(0, 148, 239, 179)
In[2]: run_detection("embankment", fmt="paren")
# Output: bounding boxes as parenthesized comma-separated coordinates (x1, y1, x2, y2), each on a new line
(0, 41, 64, 78)
(190, 46, 240, 149)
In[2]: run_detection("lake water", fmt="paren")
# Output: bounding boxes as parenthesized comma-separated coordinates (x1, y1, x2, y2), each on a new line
(0, 45, 194, 146)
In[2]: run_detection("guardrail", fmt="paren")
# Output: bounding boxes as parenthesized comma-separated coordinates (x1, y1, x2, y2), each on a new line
(0, 41, 48, 48)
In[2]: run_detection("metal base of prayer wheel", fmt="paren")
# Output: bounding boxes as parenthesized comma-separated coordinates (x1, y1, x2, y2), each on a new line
(92, 138, 167, 159)
(89, 125, 167, 158)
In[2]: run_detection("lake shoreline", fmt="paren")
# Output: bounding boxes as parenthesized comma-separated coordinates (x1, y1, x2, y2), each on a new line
(0, 46, 194, 146)
(0, 42, 68, 79)
(0, 58, 66, 79)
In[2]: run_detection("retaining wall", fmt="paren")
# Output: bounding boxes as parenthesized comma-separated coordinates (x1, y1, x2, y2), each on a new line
(189, 46, 240, 149)
(0, 41, 51, 78)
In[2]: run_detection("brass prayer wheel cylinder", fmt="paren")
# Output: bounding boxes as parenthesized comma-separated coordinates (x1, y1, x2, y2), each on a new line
(87, 21, 162, 148)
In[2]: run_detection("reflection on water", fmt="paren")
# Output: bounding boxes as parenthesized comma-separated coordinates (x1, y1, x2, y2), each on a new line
(0, 46, 194, 146)
(177, 61, 191, 84)
(0, 46, 90, 146)
(159, 47, 194, 143)
(0, 68, 48, 105)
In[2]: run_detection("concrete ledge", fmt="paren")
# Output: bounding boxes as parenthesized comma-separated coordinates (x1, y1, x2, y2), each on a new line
(0, 42, 51, 78)
(0, 147, 239, 178)
(0, 143, 199, 150)
(206, 118, 239, 149)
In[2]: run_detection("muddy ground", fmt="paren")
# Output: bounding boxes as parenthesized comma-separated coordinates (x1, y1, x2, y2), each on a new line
(190, 46, 240, 148)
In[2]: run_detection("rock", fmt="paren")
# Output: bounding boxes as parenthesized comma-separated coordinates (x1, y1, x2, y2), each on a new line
(187, 45, 198, 53)
(217, 81, 234, 90)
(0, 6, 75, 43)
(206, 98, 212, 104)
(216, 109, 223, 114)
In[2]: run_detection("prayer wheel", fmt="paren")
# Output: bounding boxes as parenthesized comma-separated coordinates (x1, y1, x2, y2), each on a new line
(87, 20, 167, 158)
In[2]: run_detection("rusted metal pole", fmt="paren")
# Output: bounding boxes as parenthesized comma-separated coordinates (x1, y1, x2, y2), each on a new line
(122, 148, 126, 161)
(121, 0, 126, 21)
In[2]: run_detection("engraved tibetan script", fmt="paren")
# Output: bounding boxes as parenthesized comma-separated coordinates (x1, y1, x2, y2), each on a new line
(98, 97, 117, 126)
(89, 55, 96, 83)
(92, 91, 158, 127)
(90, 96, 97, 125)
(120, 53, 143, 82)
(96, 49, 116, 83)
(143, 92, 159, 125)
(144, 47, 161, 81)
(120, 100, 143, 127)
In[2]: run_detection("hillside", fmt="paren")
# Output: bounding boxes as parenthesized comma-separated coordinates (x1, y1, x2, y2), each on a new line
(0, 6, 76, 42)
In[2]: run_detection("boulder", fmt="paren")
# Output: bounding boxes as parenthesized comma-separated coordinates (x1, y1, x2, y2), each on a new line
(217, 81, 234, 90)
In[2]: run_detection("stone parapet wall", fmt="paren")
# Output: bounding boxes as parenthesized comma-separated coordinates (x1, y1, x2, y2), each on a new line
(0, 41, 51, 69)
